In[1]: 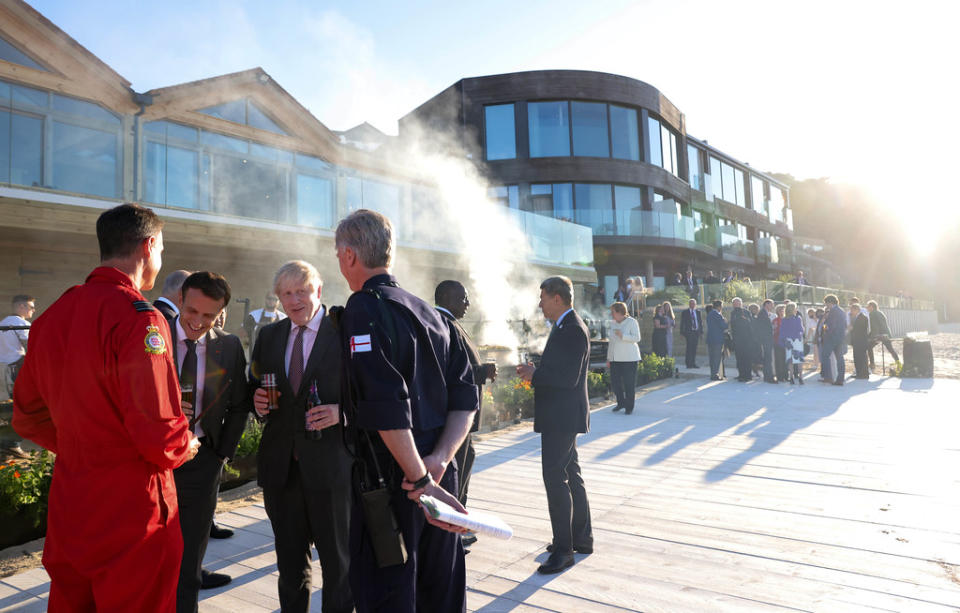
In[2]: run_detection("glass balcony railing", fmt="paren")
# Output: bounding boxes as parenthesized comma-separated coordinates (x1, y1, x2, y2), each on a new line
(610, 209, 713, 248)
(507, 209, 594, 267)
(720, 233, 755, 259)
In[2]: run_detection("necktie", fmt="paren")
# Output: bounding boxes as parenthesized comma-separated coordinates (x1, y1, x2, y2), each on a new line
(288, 325, 306, 394)
(181, 339, 197, 392)
(690, 309, 697, 330)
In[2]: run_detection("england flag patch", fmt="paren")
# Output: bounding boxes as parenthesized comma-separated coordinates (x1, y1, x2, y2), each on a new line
(350, 334, 372, 355)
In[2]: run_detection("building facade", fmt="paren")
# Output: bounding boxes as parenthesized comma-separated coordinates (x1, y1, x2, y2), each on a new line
(401, 71, 798, 302)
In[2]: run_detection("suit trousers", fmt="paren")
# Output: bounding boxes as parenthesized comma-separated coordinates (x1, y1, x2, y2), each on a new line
(174, 443, 224, 613)
(349, 463, 465, 613)
(609, 361, 638, 412)
(774, 345, 788, 381)
(454, 432, 476, 506)
(708, 343, 724, 378)
(540, 431, 593, 553)
(734, 347, 752, 380)
(683, 332, 700, 368)
(760, 339, 775, 381)
(263, 458, 352, 613)
(853, 342, 870, 377)
(822, 342, 846, 383)
(869, 337, 899, 366)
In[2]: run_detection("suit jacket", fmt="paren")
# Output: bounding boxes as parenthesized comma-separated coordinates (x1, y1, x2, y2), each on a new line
(868, 309, 891, 338)
(851, 313, 870, 346)
(532, 311, 590, 434)
(438, 310, 486, 432)
(753, 310, 774, 344)
(249, 308, 351, 492)
(822, 306, 847, 347)
(153, 298, 177, 321)
(168, 321, 251, 461)
(679, 308, 703, 336)
(706, 309, 728, 346)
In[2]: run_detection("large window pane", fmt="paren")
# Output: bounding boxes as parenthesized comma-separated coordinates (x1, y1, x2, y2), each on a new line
(751, 175, 766, 212)
(734, 168, 745, 207)
(528, 101, 569, 157)
(52, 95, 120, 125)
(488, 185, 519, 208)
(199, 100, 246, 124)
(12, 112, 45, 187)
(574, 183, 614, 235)
(614, 184, 643, 235)
(0, 110, 9, 183)
(166, 146, 199, 209)
(297, 174, 334, 228)
(721, 162, 735, 204)
(769, 185, 785, 222)
(610, 105, 639, 161)
(200, 131, 247, 154)
(362, 178, 401, 222)
(647, 116, 662, 167)
(51, 121, 118, 198)
(484, 104, 516, 160)
(0, 36, 46, 71)
(144, 140, 165, 204)
(571, 101, 609, 157)
(247, 102, 287, 135)
(211, 154, 288, 221)
(687, 144, 701, 190)
(660, 124, 672, 173)
(709, 156, 722, 201)
(12, 85, 46, 108)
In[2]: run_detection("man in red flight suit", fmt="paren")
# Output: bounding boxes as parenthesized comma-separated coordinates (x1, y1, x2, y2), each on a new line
(13, 203, 200, 612)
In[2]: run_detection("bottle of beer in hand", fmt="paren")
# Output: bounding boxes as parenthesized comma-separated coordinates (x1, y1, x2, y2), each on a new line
(306, 380, 323, 440)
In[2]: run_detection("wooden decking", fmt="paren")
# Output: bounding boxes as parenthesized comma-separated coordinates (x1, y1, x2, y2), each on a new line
(3, 374, 959, 611)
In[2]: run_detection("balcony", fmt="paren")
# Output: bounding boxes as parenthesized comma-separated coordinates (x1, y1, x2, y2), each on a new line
(506, 209, 594, 267)
(720, 232, 755, 261)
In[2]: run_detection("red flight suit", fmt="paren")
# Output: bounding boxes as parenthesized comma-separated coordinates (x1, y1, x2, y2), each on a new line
(13, 266, 194, 612)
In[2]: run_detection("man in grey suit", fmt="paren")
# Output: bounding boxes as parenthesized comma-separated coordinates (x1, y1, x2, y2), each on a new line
(517, 276, 593, 575)
(169, 272, 251, 612)
(250, 261, 353, 613)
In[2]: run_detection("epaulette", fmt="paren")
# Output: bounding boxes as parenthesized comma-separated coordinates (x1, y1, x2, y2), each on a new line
(132, 300, 156, 313)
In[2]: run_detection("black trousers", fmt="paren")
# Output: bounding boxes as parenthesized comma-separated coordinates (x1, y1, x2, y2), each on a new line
(263, 458, 353, 613)
(853, 342, 870, 377)
(174, 443, 223, 613)
(683, 332, 700, 367)
(540, 431, 593, 554)
(823, 342, 846, 382)
(609, 361, 638, 412)
(869, 337, 899, 366)
(349, 463, 465, 613)
(734, 347, 752, 380)
(774, 345, 788, 382)
(453, 433, 476, 506)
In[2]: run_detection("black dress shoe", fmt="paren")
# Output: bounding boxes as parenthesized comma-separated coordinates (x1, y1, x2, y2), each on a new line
(209, 523, 234, 539)
(546, 542, 593, 554)
(200, 570, 232, 590)
(832, 381, 844, 386)
(611, 406, 622, 412)
(537, 552, 575, 575)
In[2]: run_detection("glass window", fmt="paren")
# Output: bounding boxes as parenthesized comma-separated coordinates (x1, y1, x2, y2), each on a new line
(687, 144, 701, 190)
(528, 101, 569, 158)
(660, 124, 672, 174)
(571, 101, 609, 157)
(51, 121, 118, 198)
(669, 132, 678, 176)
(210, 154, 289, 221)
(297, 174, 334, 228)
(488, 185, 519, 208)
(345, 176, 363, 212)
(200, 131, 247, 154)
(296, 153, 331, 171)
(361, 178, 401, 221)
(246, 101, 287, 135)
(250, 142, 293, 164)
(0, 36, 46, 71)
(144, 140, 166, 205)
(709, 156, 722, 201)
(52, 95, 120, 125)
(8, 112, 42, 187)
(751, 175, 766, 212)
(647, 116, 662, 167)
(484, 104, 516, 161)
(167, 122, 198, 142)
(198, 100, 246, 124)
(721, 162, 736, 204)
(530, 183, 573, 218)
(0, 81, 10, 102)
(574, 183, 614, 235)
(609, 105, 639, 160)
(614, 184, 643, 236)
(734, 168, 745, 207)
(166, 146, 199, 209)
(12, 85, 47, 108)
(769, 185, 785, 222)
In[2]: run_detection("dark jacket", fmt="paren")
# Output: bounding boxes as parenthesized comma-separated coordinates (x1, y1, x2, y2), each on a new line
(532, 310, 590, 434)
(851, 312, 870, 347)
(168, 320, 250, 461)
(868, 309, 891, 338)
(729, 307, 754, 349)
(680, 308, 703, 336)
(438, 309, 486, 432)
(822, 306, 848, 347)
(153, 298, 177, 321)
(706, 309, 728, 346)
(249, 308, 351, 491)
(753, 311, 774, 345)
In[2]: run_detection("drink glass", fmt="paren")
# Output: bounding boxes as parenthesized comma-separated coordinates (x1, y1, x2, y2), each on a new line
(262, 373, 279, 411)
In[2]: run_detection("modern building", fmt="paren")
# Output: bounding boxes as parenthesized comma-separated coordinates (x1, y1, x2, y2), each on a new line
(0, 0, 593, 333)
(401, 70, 798, 302)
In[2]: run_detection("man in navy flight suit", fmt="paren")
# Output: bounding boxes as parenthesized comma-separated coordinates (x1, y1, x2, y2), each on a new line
(335, 209, 478, 613)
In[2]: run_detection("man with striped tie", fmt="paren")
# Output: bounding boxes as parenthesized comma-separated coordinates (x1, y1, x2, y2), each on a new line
(250, 261, 353, 613)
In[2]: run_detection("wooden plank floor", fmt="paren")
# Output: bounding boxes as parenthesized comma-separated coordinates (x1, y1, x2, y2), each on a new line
(2, 374, 959, 612)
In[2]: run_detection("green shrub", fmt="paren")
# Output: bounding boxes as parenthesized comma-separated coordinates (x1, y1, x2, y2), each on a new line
(637, 354, 675, 381)
(0, 450, 54, 527)
(646, 286, 692, 306)
(721, 279, 763, 304)
(587, 371, 610, 398)
(234, 419, 263, 459)
(658, 356, 676, 379)
(491, 377, 535, 419)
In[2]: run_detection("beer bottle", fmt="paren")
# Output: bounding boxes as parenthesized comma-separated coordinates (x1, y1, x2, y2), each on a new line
(306, 380, 323, 440)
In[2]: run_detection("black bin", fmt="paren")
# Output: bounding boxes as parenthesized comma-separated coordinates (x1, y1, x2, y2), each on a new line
(902, 335, 934, 378)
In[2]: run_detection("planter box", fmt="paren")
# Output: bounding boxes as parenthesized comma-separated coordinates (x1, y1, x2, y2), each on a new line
(0, 510, 45, 550)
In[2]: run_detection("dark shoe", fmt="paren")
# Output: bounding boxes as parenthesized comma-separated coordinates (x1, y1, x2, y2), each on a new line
(832, 381, 843, 386)
(547, 542, 593, 554)
(210, 523, 234, 539)
(200, 570, 232, 590)
(624, 409, 633, 415)
(461, 533, 478, 547)
(764, 378, 777, 384)
(612, 406, 622, 412)
(799, 376, 804, 385)
(2, 444, 30, 459)
(537, 552, 575, 574)
(788, 378, 794, 385)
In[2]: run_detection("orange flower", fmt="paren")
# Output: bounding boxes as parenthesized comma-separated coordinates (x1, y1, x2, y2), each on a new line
(13, 471, 21, 479)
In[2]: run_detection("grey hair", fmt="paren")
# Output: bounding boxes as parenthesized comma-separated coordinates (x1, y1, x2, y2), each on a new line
(274, 260, 322, 294)
(161, 270, 191, 298)
(335, 209, 394, 269)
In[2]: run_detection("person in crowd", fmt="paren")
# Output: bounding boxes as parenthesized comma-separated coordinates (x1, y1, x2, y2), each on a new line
(614, 282, 629, 303)
(336, 209, 477, 611)
(706, 299, 727, 381)
(651, 304, 668, 357)
(13, 204, 199, 611)
(517, 276, 593, 574)
(242, 292, 286, 358)
(169, 272, 251, 610)
(793, 270, 809, 286)
(850, 303, 871, 379)
(747, 303, 762, 378)
(821, 294, 848, 385)
(866, 300, 900, 370)
(721, 270, 735, 284)
(753, 300, 776, 383)
(683, 270, 699, 299)
(670, 272, 683, 286)
(773, 304, 788, 383)
(154, 269, 191, 320)
(780, 303, 806, 385)
(606, 301, 641, 414)
(0, 295, 34, 403)
(679, 298, 702, 369)
(250, 260, 353, 613)
(729, 298, 754, 382)
(435, 280, 497, 551)
(703, 270, 720, 285)
(662, 301, 676, 357)
(805, 308, 820, 369)
(815, 307, 831, 381)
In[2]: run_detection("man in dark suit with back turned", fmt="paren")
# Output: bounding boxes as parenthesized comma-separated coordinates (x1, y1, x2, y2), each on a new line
(168, 272, 251, 612)
(679, 298, 703, 369)
(250, 260, 353, 613)
(517, 276, 593, 575)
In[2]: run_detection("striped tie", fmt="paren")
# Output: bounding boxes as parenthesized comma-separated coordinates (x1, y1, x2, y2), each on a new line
(288, 325, 306, 394)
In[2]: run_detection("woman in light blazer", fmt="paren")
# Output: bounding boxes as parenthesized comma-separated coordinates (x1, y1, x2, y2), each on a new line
(607, 301, 642, 414)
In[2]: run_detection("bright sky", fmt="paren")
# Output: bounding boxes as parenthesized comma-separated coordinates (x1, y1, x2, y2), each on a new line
(32, 0, 960, 251)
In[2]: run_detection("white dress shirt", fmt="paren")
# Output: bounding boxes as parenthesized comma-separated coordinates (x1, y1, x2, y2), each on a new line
(175, 317, 206, 438)
(285, 306, 325, 377)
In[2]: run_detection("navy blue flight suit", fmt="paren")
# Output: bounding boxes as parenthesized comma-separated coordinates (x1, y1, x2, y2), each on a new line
(340, 274, 477, 613)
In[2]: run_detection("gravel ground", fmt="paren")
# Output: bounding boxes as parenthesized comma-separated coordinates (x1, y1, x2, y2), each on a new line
(805, 332, 959, 380)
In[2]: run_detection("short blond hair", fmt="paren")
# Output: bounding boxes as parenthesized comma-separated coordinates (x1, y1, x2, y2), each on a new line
(274, 260, 322, 294)
(786, 303, 797, 317)
(610, 302, 627, 316)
